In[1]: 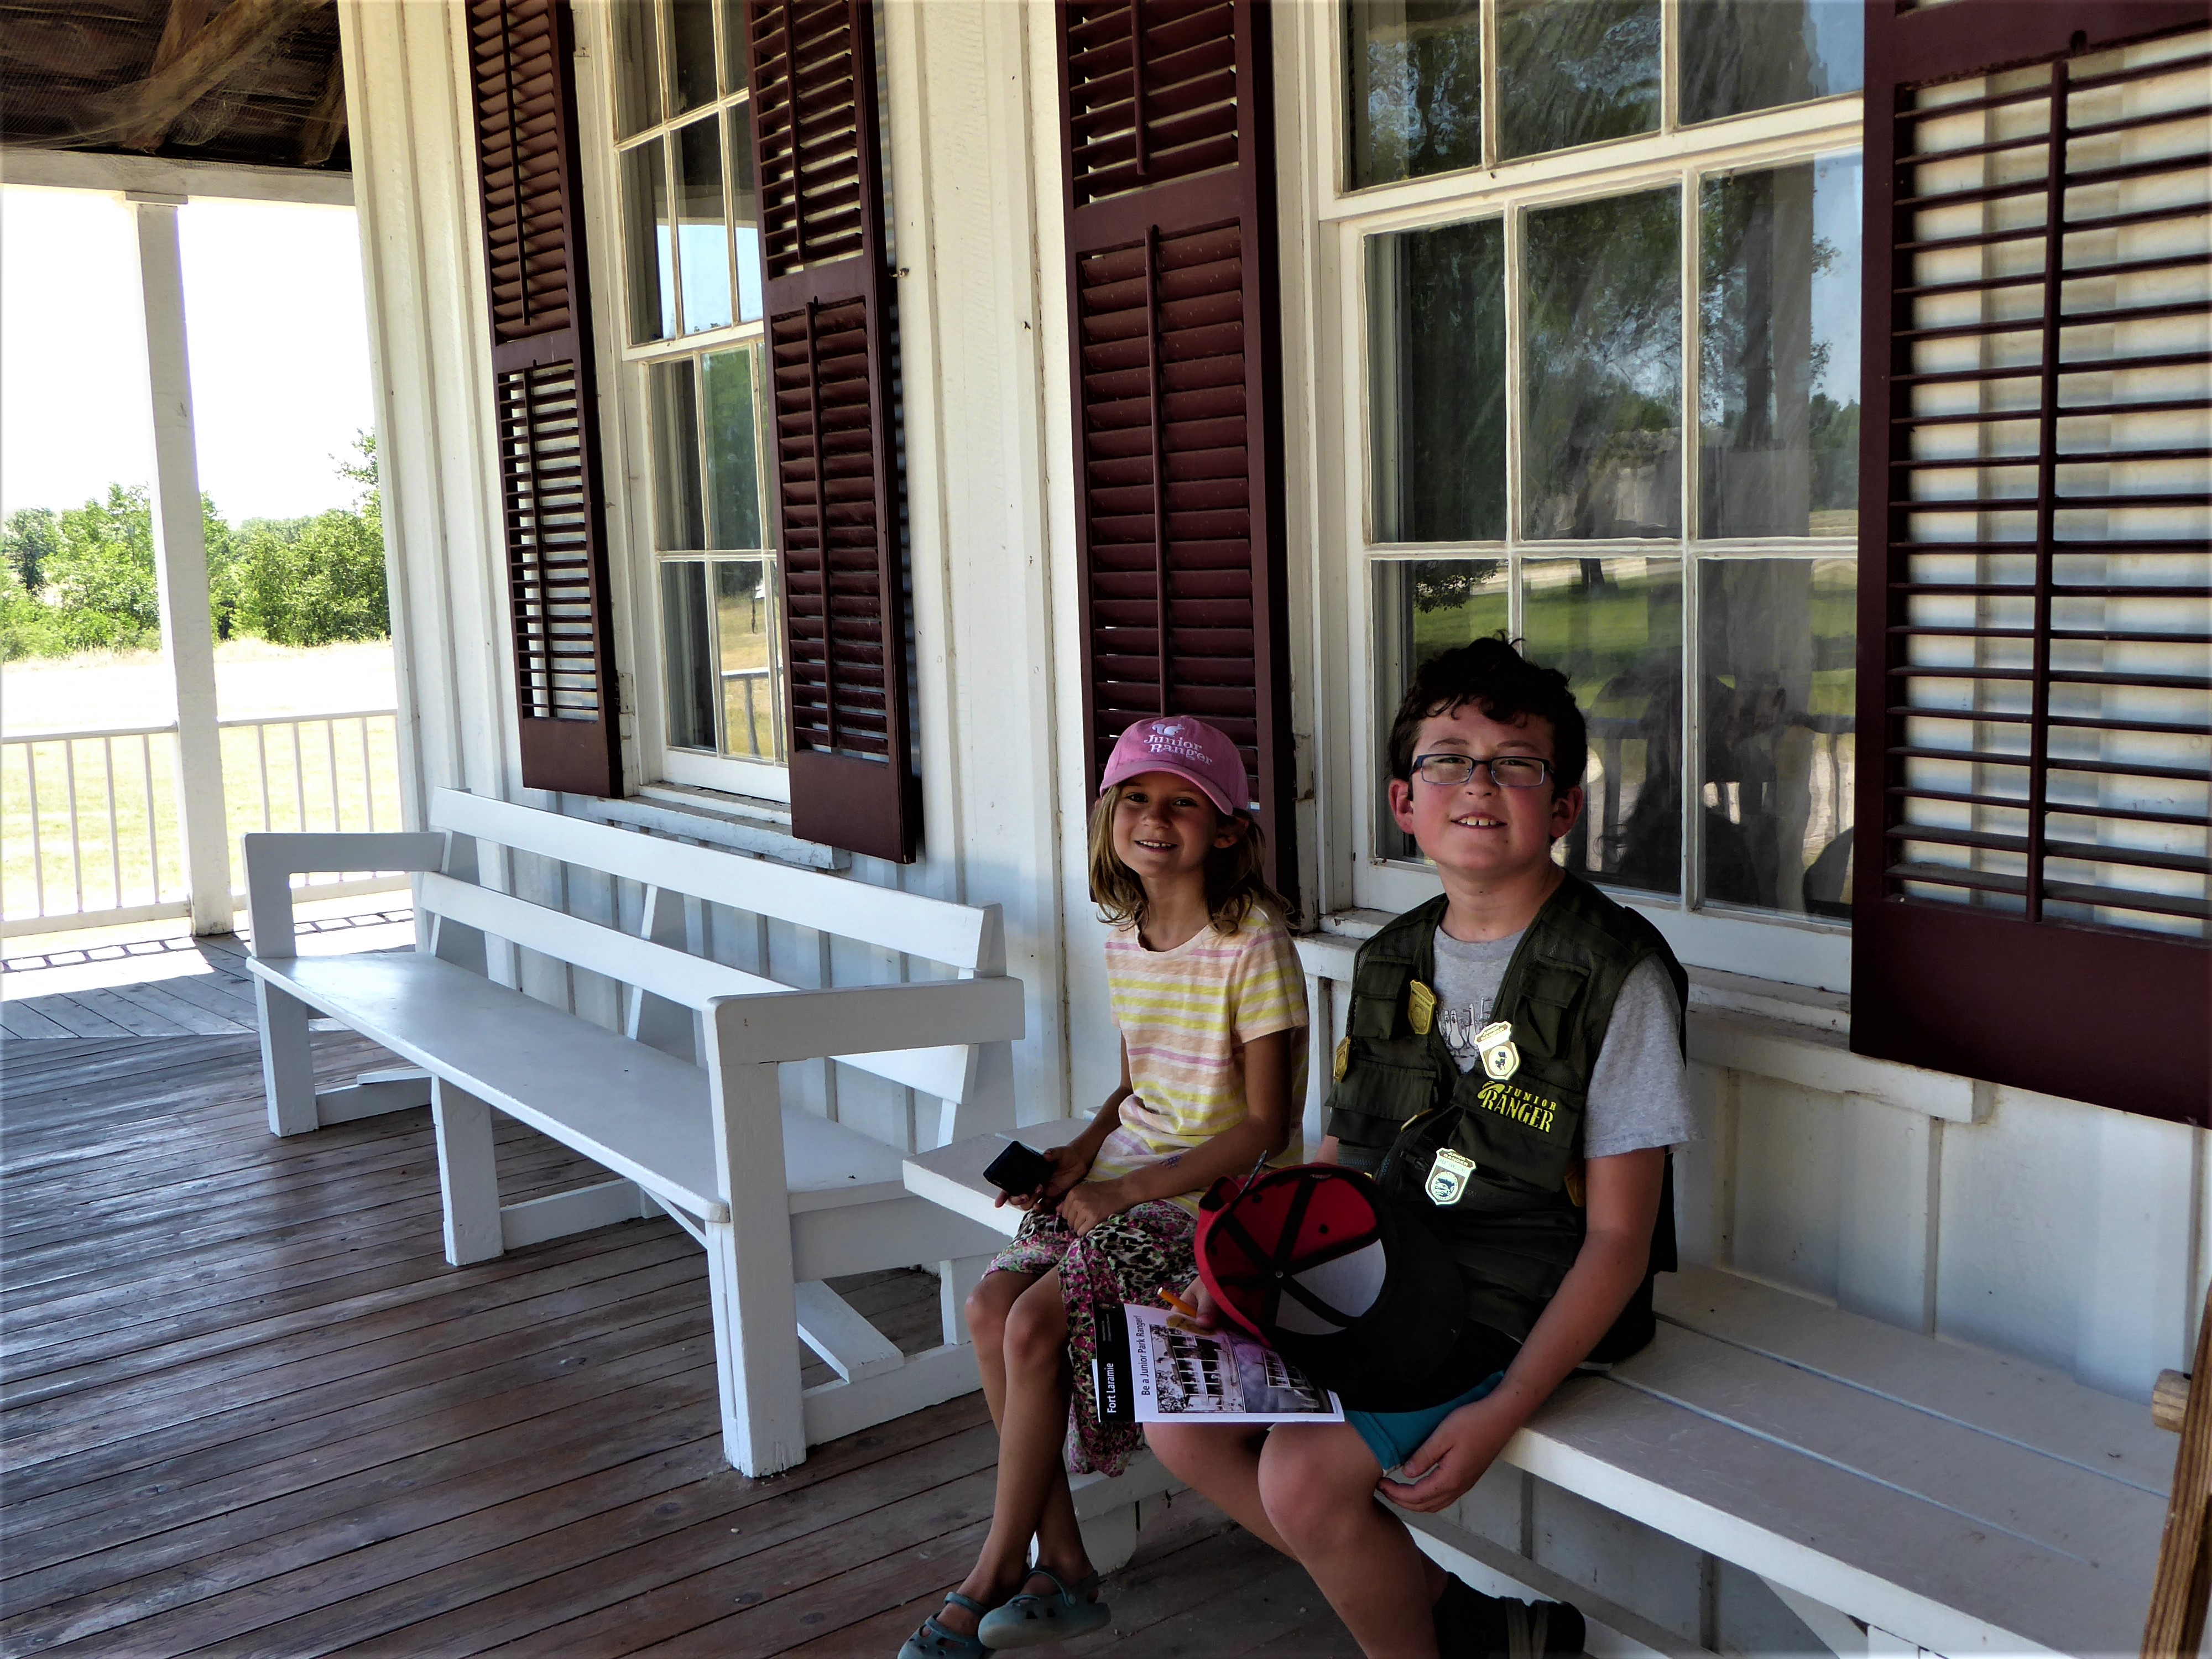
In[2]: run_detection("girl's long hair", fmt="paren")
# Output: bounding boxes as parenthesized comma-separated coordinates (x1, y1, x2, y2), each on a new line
(1087, 783, 1286, 935)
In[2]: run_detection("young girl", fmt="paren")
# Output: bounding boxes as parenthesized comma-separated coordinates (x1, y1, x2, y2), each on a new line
(899, 716, 1310, 1658)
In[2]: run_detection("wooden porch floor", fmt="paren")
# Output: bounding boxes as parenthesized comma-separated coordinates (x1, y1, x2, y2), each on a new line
(0, 1022, 1360, 1656)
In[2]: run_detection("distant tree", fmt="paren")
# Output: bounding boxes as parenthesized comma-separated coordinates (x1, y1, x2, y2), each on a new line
(226, 434, 389, 646)
(3, 507, 61, 593)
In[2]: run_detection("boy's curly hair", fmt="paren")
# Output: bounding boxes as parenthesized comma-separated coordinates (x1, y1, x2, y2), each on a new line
(1386, 633, 1587, 795)
(1087, 785, 1285, 936)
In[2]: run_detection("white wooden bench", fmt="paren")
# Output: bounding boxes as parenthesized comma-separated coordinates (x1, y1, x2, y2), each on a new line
(243, 787, 1022, 1477)
(904, 1141, 2171, 1653)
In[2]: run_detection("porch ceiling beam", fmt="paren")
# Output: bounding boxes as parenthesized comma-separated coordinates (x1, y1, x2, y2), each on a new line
(0, 144, 351, 205)
(79, 0, 326, 153)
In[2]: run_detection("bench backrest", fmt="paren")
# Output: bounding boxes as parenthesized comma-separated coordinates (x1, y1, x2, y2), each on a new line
(419, 790, 1012, 1138)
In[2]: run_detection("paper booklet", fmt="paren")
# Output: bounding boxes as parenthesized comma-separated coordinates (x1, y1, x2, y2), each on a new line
(1094, 1302, 1343, 1426)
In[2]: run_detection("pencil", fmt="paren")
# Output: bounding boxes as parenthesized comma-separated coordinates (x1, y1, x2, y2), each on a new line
(1157, 1289, 1201, 1319)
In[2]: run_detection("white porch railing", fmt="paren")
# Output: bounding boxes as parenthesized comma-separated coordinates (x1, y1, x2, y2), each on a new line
(0, 709, 407, 940)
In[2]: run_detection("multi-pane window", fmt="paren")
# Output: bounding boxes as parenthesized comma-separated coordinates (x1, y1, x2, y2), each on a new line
(609, 0, 786, 776)
(1345, 0, 1862, 940)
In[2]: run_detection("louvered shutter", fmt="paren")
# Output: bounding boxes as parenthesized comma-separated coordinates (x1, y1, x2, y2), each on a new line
(1851, 0, 2211, 1123)
(1057, 0, 1297, 904)
(744, 0, 916, 863)
(468, 0, 622, 797)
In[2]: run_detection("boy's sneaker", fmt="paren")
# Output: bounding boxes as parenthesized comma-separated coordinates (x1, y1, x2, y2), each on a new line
(1433, 1573, 1587, 1658)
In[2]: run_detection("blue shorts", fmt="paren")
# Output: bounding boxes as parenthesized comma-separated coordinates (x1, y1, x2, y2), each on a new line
(1346, 1371, 1505, 1477)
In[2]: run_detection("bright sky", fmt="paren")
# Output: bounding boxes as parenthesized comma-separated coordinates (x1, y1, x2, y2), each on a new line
(0, 186, 375, 524)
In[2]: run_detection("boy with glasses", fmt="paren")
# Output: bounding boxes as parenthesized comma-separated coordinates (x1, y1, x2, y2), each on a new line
(1148, 635, 1694, 1658)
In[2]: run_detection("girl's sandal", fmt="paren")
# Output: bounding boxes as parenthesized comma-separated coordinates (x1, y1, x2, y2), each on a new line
(897, 1592, 995, 1659)
(974, 1569, 1110, 1649)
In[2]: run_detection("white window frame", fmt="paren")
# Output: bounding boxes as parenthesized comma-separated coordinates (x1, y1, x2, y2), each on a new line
(583, 0, 791, 805)
(1308, 0, 1866, 990)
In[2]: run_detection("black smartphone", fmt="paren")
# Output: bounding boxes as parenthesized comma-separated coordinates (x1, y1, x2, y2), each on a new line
(983, 1139, 1053, 1198)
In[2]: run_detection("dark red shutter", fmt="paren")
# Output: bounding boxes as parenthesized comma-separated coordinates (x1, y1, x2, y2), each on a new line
(1852, 0, 2211, 1122)
(1057, 0, 1297, 906)
(745, 0, 917, 864)
(468, 0, 622, 797)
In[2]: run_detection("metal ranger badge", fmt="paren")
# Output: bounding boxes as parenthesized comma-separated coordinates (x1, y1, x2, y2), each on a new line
(1427, 1147, 1478, 1206)
(1474, 1020, 1520, 1081)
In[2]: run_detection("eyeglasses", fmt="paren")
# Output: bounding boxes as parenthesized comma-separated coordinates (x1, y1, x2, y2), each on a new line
(1410, 753, 1554, 790)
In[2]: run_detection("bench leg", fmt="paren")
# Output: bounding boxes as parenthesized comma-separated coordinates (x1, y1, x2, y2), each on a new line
(431, 1079, 503, 1266)
(940, 1254, 991, 1348)
(704, 1215, 807, 1477)
(255, 980, 319, 1136)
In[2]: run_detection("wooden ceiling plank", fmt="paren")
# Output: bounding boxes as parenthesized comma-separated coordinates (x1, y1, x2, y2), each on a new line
(294, 45, 345, 165)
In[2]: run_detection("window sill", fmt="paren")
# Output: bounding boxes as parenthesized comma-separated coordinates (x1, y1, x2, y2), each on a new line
(1299, 912, 1984, 1125)
(560, 785, 849, 871)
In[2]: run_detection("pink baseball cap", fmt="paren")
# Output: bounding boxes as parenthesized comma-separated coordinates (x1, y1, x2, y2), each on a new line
(1099, 717, 1250, 816)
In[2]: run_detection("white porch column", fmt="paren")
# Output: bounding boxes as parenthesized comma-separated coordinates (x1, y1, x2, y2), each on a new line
(128, 192, 232, 936)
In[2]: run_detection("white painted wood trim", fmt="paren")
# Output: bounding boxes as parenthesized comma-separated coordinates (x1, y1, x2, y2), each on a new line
(797, 1339, 980, 1447)
(0, 144, 354, 205)
(254, 978, 319, 1136)
(241, 831, 445, 958)
(794, 1280, 907, 1383)
(314, 1073, 434, 1124)
(499, 1178, 653, 1250)
(132, 197, 231, 937)
(430, 788, 997, 969)
(418, 869, 1006, 1100)
(431, 1077, 503, 1266)
(706, 979, 1025, 1067)
(900, 1119, 1093, 1240)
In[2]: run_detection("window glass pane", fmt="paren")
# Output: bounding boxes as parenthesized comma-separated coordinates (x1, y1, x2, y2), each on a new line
(1524, 187, 1682, 539)
(1374, 559, 1509, 858)
(702, 345, 764, 550)
(661, 560, 717, 751)
(1700, 154, 1862, 538)
(728, 105, 763, 322)
(1523, 556, 1683, 896)
(1345, 0, 1483, 191)
(1368, 220, 1506, 542)
(721, 0, 749, 91)
(624, 139, 676, 344)
(669, 0, 718, 113)
(650, 358, 705, 550)
(1681, 0, 1863, 126)
(716, 559, 784, 760)
(1496, 0, 1660, 161)
(676, 117, 733, 334)
(1698, 559, 1856, 917)
(611, 0, 664, 139)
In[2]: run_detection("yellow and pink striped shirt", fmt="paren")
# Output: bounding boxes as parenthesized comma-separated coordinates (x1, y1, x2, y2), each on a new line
(1089, 909, 1310, 1212)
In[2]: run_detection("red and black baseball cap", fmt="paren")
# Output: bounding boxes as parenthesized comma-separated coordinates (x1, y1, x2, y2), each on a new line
(1194, 1165, 1464, 1401)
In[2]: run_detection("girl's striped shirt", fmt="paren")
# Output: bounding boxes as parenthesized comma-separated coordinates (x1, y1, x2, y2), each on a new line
(1089, 909, 1310, 1212)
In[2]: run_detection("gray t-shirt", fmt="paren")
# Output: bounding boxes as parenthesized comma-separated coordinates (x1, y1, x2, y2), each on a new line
(1429, 925, 1695, 1159)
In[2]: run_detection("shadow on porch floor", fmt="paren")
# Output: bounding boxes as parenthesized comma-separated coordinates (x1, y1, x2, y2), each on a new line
(0, 1025, 1360, 1656)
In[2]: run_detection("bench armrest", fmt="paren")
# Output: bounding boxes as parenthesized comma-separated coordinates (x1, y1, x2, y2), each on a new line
(244, 830, 447, 959)
(706, 976, 1026, 1067)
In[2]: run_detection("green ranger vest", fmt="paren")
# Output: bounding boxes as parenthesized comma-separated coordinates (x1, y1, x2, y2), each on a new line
(1323, 873, 1686, 1360)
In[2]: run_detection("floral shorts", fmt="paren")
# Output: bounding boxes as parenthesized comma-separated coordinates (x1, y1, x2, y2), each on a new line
(990, 1197, 1198, 1478)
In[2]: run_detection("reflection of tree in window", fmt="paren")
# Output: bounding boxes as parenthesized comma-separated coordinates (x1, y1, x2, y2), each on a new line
(1680, 0, 1863, 126)
(1347, 0, 1482, 190)
(1368, 221, 1505, 542)
(1700, 158, 1861, 538)
(1523, 190, 1681, 540)
(1496, 0, 1661, 160)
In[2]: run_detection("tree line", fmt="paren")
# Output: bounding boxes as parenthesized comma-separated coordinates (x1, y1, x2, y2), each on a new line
(0, 435, 389, 661)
